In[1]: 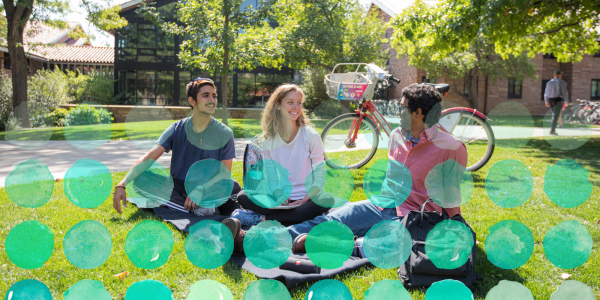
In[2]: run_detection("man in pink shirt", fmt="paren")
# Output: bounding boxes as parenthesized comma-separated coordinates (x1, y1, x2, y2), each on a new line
(224, 84, 468, 254)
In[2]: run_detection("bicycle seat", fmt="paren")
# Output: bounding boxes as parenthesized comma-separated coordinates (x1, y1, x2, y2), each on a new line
(424, 83, 450, 94)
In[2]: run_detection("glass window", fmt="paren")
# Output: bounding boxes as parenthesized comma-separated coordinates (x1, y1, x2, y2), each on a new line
(137, 70, 156, 105)
(237, 73, 255, 107)
(156, 70, 175, 105)
(157, 2, 177, 18)
(126, 70, 136, 99)
(508, 78, 522, 98)
(50, 63, 55, 70)
(102, 66, 107, 76)
(117, 24, 137, 49)
(118, 48, 136, 61)
(43, 62, 47, 69)
(4, 58, 10, 69)
(138, 28, 156, 49)
(179, 71, 191, 105)
(591, 79, 599, 100)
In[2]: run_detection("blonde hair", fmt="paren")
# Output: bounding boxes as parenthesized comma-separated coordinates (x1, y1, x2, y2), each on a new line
(261, 84, 311, 140)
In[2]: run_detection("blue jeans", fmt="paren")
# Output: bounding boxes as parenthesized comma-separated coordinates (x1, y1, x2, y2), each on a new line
(287, 200, 402, 240)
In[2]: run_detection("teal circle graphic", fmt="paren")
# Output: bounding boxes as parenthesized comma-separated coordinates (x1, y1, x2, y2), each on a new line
(488, 101, 535, 149)
(5, 279, 52, 300)
(305, 279, 352, 300)
(485, 159, 533, 208)
(4, 102, 52, 150)
(186, 280, 233, 300)
(543, 220, 592, 269)
(125, 220, 174, 269)
(5, 220, 54, 269)
(125, 280, 173, 300)
(185, 159, 233, 208)
(550, 280, 595, 300)
(306, 160, 354, 208)
(244, 220, 292, 269)
(125, 106, 174, 150)
(363, 159, 412, 208)
(243, 158, 293, 208)
(185, 220, 234, 269)
(544, 159, 592, 208)
(126, 159, 175, 209)
(425, 159, 470, 208)
(485, 280, 533, 300)
(460, 170, 474, 205)
(243, 280, 291, 300)
(485, 220, 534, 269)
(425, 279, 473, 300)
(64, 280, 111, 300)
(306, 220, 354, 269)
(63, 220, 112, 269)
(64, 159, 112, 208)
(363, 220, 412, 269)
(63, 105, 112, 150)
(5, 159, 54, 208)
(364, 280, 411, 300)
(184, 116, 234, 151)
(425, 220, 474, 269)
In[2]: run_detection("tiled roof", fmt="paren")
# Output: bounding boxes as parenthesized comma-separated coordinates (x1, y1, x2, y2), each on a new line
(31, 45, 114, 64)
(23, 21, 88, 46)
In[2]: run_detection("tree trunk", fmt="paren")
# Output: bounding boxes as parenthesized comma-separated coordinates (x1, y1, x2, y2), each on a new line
(221, 7, 230, 127)
(5, 0, 34, 128)
(221, 70, 229, 126)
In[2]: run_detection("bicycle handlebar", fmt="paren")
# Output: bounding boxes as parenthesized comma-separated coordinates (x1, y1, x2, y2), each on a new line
(388, 76, 400, 83)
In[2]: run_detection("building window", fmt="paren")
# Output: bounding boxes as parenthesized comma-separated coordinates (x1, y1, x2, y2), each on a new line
(541, 79, 550, 101)
(594, 49, 600, 58)
(508, 78, 522, 98)
(4, 57, 10, 69)
(592, 79, 600, 100)
(43, 62, 48, 69)
(543, 53, 556, 59)
(50, 63, 55, 70)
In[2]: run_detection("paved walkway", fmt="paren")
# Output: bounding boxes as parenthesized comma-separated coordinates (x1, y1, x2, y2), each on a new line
(1, 126, 599, 188)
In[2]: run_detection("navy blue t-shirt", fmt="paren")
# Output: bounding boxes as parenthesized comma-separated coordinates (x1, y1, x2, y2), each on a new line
(156, 116, 236, 182)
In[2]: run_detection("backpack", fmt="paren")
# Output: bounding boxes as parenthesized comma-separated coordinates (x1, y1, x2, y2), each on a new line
(398, 199, 480, 292)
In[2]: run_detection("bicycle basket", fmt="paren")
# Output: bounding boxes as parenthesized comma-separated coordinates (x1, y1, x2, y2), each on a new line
(324, 69, 372, 101)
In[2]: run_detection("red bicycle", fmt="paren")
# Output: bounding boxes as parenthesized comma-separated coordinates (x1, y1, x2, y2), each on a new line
(321, 63, 495, 172)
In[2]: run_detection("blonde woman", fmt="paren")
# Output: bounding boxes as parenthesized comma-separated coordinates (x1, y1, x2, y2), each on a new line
(233, 84, 328, 225)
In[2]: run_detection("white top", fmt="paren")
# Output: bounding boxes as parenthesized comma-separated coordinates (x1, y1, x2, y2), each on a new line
(261, 126, 326, 200)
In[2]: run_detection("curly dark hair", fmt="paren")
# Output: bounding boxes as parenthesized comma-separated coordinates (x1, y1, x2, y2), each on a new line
(186, 80, 216, 109)
(402, 83, 442, 126)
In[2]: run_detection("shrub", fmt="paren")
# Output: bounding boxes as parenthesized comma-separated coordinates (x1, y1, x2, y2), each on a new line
(68, 70, 116, 104)
(28, 68, 72, 127)
(300, 67, 330, 114)
(45, 108, 68, 127)
(0, 75, 13, 131)
(65, 104, 113, 126)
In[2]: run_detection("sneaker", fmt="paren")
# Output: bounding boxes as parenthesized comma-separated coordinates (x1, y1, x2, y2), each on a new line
(192, 206, 219, 217)
(549, 131, 558, 136)
(292, 233, 307, 253)
(557, 124, 563, 128)
(222, 218, 246, 255)
(231, 209, 262, 226)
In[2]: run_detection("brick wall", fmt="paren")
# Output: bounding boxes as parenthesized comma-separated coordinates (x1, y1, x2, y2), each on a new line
(570, 54, 600, 101)
(29, 60, 43, 76)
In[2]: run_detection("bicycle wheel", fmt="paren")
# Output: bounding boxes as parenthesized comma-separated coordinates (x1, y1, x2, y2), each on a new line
(321, 113, 379, 169)
(439, 110, 495, 172)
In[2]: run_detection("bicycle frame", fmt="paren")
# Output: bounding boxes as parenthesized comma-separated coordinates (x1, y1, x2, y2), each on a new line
(346, 99, 393, 145)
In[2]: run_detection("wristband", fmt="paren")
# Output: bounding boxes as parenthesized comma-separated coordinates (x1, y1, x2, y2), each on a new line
(115, 184, 126, 190)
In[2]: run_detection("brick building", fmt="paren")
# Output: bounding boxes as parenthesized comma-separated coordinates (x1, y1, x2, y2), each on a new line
(370, 0, 600, 115)
(0, 21, 114, 77)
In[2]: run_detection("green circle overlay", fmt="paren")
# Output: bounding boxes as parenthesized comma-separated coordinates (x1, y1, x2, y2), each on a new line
(243, 158, 293, 209)
(425, 159, 470, 208)
(243, 280, 291, 300)
(185, 220, 233, 269)
(125, 220, 174, 269)
(364, 280, 411, 300)
(425, 279, 473, 300)
(64, 280, 111, 300)
(305, 279, 352, 300)
(543, 107, 592, 151)
(543, 220, 592, 269)
(550, 280, 596, 300)
(485, 280, 533, 300)
(63, 220, 112, 269)
(5, 220, 54, 269)
(63, 105, 112, 150)
(425, 220, 474, 270)
(488, 101, 535, 149)
(363, 220, 412, 269)
(544, 159, 592, 208)
(244, 220, 292, 269)
(485, 220, 534, 269)
(305, 220, 354, 269)
(125, 280, 173, 300)
(125, 106, 174, 150)
(5, 279, 52, 300)
(185, 159, 233, 208)
(126, 159, 175, 209)
(363, 159, 412, 208)
(186, 280, 233, 300)
(306, 160, 354, 209)
(485, 159, 533, 208)
(5, 159, 54, 208)
(64, 159, 112, 208)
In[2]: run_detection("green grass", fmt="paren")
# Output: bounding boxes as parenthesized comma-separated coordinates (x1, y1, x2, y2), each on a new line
(1, 138, 600, 299)
(488, 116, 598, 128)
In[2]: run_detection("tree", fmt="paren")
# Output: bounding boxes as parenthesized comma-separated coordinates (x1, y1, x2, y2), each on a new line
(1, 0, 126, 128)
(438, 0, 600, 63)
(139, 0, 283, 126)
(390, 0, 537, 109)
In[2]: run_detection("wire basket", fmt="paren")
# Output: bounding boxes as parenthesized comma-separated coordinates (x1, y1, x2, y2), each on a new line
(324, 64, 375, 101)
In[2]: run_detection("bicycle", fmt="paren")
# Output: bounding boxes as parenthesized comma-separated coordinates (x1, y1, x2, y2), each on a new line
(321, 63, 495, 172)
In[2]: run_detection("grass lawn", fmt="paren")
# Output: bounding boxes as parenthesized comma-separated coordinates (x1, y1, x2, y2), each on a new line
(1, 137, 599, 299)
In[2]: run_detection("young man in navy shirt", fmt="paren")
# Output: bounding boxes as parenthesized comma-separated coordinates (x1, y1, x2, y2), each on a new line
(112, 78, 240, 216)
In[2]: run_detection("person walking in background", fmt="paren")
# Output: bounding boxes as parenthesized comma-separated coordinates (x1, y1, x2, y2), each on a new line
(544, 70, 569, 135)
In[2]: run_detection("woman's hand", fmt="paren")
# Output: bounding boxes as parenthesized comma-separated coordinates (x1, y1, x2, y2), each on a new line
(293, 194, 312, 206)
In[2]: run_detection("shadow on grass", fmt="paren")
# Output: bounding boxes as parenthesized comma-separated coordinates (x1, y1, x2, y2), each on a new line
(472, 247, 527, 298)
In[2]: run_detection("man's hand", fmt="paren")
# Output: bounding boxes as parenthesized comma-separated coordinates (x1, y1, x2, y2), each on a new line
(184, 196, 199, 211)
(545, 102, 550, 107)
(113, 187, 127, 214)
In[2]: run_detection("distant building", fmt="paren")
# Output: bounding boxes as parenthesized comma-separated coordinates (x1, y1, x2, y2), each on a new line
(370, 0, 600, 114)
(0, 21, 114, 77)
(114, 0, 294, 107)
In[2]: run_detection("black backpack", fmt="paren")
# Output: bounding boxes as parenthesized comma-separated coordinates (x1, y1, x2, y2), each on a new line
(398, 199, 480, 291)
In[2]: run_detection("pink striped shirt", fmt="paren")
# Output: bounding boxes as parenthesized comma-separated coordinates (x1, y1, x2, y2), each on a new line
(381, 125, 468, 217)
